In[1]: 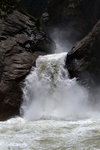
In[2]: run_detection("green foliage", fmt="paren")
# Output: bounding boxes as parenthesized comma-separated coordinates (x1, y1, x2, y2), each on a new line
(0, 0, 22, 18)
(22, 10, 37, 22)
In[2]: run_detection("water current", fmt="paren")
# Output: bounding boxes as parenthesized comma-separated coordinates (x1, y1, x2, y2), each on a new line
(0, 53, 100, 150)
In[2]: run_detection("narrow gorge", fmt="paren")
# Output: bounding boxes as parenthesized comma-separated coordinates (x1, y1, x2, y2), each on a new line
(0, 0, 100, 150)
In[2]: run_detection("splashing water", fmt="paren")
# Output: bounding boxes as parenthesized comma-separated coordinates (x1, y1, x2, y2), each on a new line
(21, 52, 89, 121)
(1, 117, 100, 150)
(0, 53, 100, 150)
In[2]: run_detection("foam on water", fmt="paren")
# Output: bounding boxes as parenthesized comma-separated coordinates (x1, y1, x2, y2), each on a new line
(0, 53, 100, 150)
(0, 117, 100, 150)
(21, 52, 89, 121)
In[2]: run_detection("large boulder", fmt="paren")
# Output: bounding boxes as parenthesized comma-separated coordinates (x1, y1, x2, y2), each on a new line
(0, 10, 52, 120)
(66, 20, 100, 87)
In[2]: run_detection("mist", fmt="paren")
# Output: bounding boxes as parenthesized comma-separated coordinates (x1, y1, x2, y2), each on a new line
(49, 27, 81, 53)
(20, 25, 100, 121)
(21, 53, 96, 121)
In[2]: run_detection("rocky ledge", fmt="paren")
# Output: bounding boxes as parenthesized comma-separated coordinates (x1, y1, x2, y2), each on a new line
(0, 10, 53, 120)
(66, 20, 100, 87)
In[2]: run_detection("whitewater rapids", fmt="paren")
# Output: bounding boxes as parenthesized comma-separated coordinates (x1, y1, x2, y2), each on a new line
(0, 53, 100, 150)
(21, 53, 89, 120)
(1, 117, 100, 150)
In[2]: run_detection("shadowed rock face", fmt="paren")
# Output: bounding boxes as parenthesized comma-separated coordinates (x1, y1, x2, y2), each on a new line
(20, 0, 48, 18)
(41, 0, 100, 45)
(66, 20, 100, 87)
(0, 0, 22, 18)
(0, 10, 53, 120)
(47, 0, 100, 27)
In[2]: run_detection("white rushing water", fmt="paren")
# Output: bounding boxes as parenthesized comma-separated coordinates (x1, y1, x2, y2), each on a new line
(1, 52, 100, 150)
(1, 117, 100, 150)
(21, 53, 89, 120)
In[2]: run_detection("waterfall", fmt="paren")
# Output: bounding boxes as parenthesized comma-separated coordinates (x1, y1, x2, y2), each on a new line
(2, 52, 100, 150)
(21, 52, 89, 120)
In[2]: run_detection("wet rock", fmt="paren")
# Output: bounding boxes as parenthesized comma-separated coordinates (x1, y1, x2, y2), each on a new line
(0, 10, 52, 120)
(66, 20, 100, 87)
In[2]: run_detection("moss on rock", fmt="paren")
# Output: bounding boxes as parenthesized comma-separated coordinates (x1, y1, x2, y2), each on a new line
(0, 0, 22, 18)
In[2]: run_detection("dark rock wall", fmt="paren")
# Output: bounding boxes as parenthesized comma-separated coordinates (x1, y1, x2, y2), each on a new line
(47, 0, 100, 28)
(66, 20, 100, 87)
(0, 0, 21, 18)
(20, 0, 48, 18)
(42, 0, 100, 46)
(0, 10, 52, 120)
